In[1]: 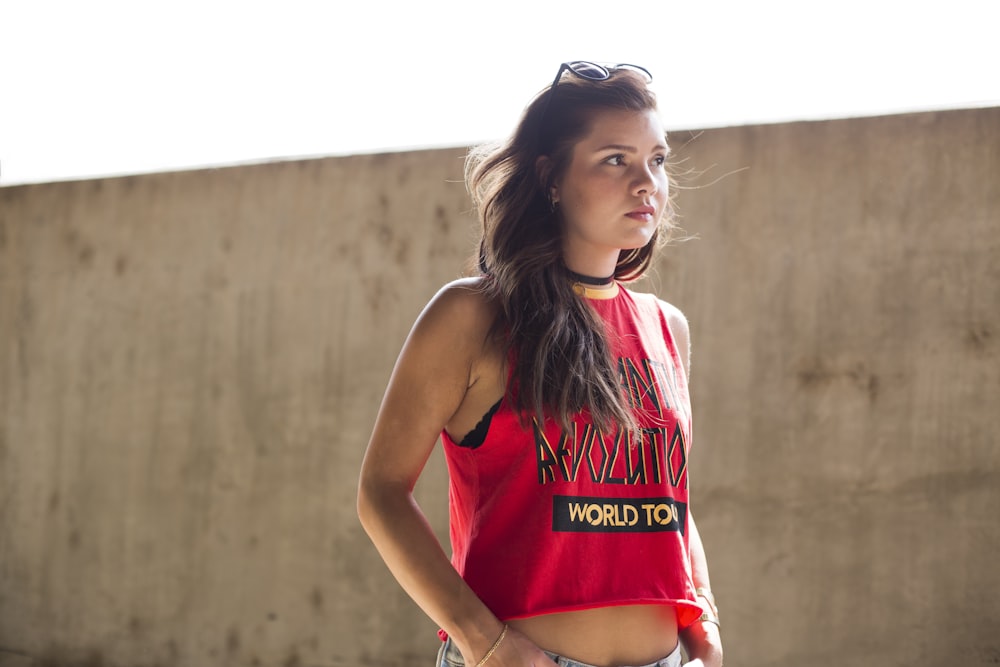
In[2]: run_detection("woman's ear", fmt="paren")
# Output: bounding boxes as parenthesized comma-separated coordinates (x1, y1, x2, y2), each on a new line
(535, 155, 558, 202)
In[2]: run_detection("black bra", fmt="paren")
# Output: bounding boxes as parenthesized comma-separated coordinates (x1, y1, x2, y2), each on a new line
(456, 398, 503, 449)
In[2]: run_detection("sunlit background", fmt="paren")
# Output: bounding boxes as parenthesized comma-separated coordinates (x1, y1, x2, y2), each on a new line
(2, 0, 998, 186)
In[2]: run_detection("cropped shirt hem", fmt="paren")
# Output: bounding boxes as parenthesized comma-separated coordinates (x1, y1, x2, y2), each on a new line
(437, 597, 704, 641)
(500, 597, 704, 626)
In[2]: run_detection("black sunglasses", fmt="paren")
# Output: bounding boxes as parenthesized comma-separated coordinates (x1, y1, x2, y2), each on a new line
(536, 61, 653, 146)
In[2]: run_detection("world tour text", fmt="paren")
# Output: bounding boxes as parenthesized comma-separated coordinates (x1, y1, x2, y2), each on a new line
(552, 494, 688, 534)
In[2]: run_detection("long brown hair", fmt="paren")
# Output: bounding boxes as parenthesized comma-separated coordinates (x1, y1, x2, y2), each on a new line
(466, 66, 675, 433)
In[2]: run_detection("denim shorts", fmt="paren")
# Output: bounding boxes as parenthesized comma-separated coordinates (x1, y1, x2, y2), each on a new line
(436, 636, 683, 667)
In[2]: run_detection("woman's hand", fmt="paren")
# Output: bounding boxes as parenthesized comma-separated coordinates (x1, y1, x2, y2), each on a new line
(679, 619, 723, 667)
(461, 625, 559, 667)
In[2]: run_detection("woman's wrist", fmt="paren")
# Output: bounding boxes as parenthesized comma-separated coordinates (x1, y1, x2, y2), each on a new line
(695, 586, 720, 625)
(474, 624, 508, 666)
(448, 610, 506, 665)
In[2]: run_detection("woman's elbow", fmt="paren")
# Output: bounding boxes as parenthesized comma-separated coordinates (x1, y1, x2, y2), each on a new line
(356, 475, 406, 535)
(356, 476, 380, 533)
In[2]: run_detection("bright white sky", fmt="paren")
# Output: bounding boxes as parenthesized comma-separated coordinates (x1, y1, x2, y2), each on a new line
(2, 0, 998, 185)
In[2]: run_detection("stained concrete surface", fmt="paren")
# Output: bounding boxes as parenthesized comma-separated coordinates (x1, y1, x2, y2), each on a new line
(1, 107, 998, 666)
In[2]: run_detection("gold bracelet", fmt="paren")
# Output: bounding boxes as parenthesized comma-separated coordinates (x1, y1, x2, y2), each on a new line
(697, 612, 721, 629)
(695, 587, 719, 618)
(475, 624, 508, 667)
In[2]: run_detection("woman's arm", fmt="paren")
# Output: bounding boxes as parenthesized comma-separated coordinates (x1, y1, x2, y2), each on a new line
(680, 513, 723, 667)
(357, 280, 556, 666)
(357, 280, 502, 659)
(660, 300, 724, 666)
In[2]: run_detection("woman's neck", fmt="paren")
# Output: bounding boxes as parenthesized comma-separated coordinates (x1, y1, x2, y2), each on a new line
(566, 267, 615, 286)
(561, 246, 619, 287)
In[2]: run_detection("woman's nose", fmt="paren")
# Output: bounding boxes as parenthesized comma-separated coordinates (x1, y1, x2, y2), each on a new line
(633, 166, 658, 196)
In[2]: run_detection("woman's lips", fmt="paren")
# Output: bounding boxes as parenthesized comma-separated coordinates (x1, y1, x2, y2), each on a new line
(626, 205, 656, 221)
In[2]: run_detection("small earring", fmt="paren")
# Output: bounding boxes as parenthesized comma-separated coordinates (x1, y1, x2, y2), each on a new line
(549, 194, 559, 212)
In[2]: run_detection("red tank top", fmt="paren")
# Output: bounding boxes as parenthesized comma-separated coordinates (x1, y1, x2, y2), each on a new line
(441, 286, 704, 628)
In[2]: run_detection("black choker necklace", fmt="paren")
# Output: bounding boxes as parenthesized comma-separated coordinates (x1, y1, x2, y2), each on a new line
(567, 268, 615, 286)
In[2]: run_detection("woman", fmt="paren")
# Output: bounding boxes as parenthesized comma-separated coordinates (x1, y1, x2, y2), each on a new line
(358, 61, 723, 667)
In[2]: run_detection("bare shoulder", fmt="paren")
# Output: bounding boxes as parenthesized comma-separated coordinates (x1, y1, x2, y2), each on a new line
(626, 287, 690, 341)
(417, 276, 499, 338)
(655, 297, 690, 342)
(431, 276, 497, 313)
(402, 277, 502, 368)
(646, 293, 691, 378)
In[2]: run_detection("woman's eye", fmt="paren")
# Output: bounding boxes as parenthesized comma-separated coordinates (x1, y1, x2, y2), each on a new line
(605, 155, 626, 166)
(652, 155, 666, 167)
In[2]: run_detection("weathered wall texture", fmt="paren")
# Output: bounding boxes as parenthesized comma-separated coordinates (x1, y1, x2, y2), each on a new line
(1, 107, 998, 667)
(658, 108, 1000, 666)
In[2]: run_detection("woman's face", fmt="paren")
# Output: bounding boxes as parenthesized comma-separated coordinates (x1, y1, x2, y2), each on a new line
(552, 108, 669, 270)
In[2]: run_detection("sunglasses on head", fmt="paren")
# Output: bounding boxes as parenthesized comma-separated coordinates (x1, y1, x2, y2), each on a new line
(549, 61, 652, 89)
(536, 61, 653, 146)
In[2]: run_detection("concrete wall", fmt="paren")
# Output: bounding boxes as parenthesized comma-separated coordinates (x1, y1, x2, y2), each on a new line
(1, 107, 997, 667)
(659, 108, 1000, 665)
